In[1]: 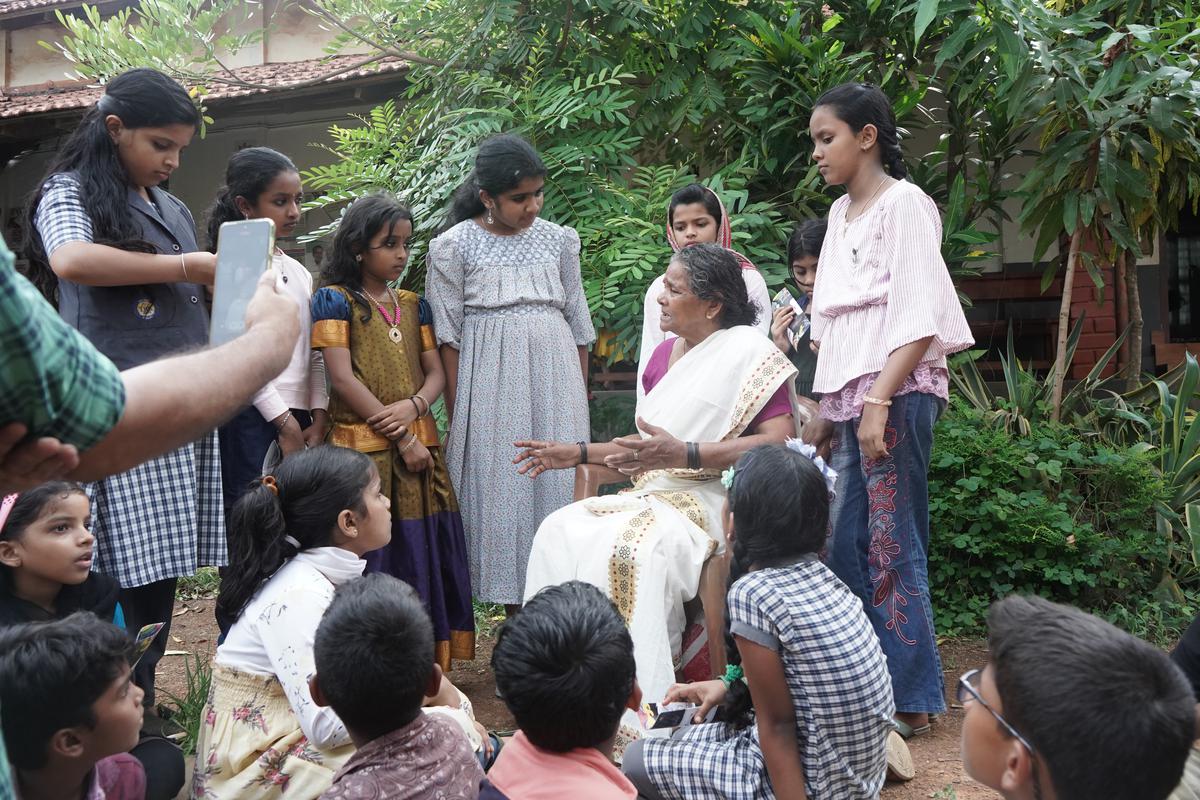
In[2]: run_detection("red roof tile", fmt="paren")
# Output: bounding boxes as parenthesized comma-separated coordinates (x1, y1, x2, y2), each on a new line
(0, 0, 83, 17)
(0, 54, 408, 119)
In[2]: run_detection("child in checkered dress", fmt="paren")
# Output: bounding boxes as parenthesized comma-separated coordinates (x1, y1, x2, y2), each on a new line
(622, 443, 895, 799)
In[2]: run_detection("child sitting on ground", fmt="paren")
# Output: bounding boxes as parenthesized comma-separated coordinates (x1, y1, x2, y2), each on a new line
(0, 486, 185, 800)
(311, 572, 484, 799)
(484, 580, 641, 800)
(0, 612, 147, 800)
(0, 485, 122, 626)
(622, 443, 896, 799)
(960, 594, 1195, 800)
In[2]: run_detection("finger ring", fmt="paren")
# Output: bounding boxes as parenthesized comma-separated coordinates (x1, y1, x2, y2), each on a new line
(633, 452, 640, 461)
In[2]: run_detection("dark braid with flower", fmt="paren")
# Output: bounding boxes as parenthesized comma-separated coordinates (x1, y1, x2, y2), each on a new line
(720, 443, 833, 729)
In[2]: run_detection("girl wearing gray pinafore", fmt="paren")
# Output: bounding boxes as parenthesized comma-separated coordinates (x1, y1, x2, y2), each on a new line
(426, 134, 594, 607)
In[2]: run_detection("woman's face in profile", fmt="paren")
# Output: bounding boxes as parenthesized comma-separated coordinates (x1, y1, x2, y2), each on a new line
(657, 258, 711, 337)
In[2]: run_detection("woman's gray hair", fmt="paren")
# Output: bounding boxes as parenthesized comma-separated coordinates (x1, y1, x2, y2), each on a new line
(673, 243, 758, 328)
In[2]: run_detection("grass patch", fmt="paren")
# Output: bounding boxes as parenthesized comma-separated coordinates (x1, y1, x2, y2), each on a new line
(177, 567, 220, 601)
(474, 600, 505, 639)
(160, 653, 213, 756)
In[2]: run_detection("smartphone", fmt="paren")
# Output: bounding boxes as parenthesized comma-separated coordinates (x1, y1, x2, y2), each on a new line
(771, 287, 811, 349)
(210, 218, 275, 345)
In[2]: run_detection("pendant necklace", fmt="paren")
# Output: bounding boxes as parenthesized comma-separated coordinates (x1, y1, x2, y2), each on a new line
(370, 286, 403, 344)
(844, 175, 889, 268)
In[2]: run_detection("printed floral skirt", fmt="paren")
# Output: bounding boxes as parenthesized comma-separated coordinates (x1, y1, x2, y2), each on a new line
(192, 664, 354, 799)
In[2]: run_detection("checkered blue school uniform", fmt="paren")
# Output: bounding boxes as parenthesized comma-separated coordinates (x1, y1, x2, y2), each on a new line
(639, 558, 894, 799)
(34, 174, 226, 587)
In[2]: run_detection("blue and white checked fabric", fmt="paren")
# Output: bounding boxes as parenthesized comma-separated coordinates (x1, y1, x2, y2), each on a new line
(87, 431, 227, 588)
(33, 174, 94, 254)
(639, 559, 895, 799)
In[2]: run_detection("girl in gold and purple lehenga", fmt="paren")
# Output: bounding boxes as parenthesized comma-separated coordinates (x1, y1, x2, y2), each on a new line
(311, 194, 474, 671)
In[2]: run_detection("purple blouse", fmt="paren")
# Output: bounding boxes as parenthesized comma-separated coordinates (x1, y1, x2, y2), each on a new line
(641, 337, 791, 431)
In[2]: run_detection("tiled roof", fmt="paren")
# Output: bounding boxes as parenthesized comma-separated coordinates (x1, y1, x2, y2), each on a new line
(0, 55, 408, 119)
(0, 0, 82, 17)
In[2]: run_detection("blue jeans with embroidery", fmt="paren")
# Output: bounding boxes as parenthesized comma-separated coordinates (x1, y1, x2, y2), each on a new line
(827, 391, 947, 715)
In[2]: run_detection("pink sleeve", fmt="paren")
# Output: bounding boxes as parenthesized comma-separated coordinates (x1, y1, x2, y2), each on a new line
(744, 382, 791, 433)
(641, 337, 677, 395)
(881, 190, 974, 358)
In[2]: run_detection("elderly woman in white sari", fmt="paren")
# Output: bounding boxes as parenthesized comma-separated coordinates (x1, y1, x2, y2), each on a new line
(514, 243, 798, 729)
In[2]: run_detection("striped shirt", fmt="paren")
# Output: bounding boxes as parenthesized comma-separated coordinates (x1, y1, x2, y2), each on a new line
(810, 180, 973, 399)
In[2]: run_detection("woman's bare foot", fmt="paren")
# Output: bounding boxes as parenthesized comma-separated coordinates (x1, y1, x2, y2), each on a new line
(894, 711, 930, 734)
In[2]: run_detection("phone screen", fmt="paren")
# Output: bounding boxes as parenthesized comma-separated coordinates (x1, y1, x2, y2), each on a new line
(210, 219, 275, 345)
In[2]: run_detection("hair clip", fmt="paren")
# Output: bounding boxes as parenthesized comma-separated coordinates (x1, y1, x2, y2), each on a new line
(0, 493, 17, 534)
(261, 475, 280, 496)
(720, 466, 736, 491)
(785, 438, 839, 497)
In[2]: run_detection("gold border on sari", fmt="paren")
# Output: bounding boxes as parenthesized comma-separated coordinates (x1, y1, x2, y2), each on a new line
(330, 417, 441, 454)
(608, 507, 655, 625)
(724, 349, 797, 440)
(311, 319, 349, 349)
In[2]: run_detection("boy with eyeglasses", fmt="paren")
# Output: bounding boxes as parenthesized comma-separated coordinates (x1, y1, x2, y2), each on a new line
(960, 595, 1194, 800)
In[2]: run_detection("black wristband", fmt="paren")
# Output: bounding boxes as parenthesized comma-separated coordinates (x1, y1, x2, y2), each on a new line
(577, 440, 588, 465)
(687, 441, 701, 470)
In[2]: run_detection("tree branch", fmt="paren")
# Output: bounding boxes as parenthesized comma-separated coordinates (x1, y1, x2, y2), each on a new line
(299, 0, 445, 67)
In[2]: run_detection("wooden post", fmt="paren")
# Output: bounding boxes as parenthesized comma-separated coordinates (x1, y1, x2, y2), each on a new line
(1123, 248, 1144, 389)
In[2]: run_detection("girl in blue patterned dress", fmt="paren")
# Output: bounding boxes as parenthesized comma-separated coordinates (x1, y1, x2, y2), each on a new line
(622, 443, 895, 800)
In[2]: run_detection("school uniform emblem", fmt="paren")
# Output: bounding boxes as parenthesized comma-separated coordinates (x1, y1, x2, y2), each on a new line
(135, 298, 157, 320)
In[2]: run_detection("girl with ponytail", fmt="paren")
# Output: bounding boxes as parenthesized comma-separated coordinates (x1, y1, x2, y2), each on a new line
(206, 147, 330, 532)
(622, 443, 896, 800)
(22, 68, 223, 715)
(198, 446, 389, 798)
(804, 82, 973, 743)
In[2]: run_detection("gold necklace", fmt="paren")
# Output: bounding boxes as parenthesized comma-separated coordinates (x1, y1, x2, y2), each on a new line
(367, 285, 404, 344)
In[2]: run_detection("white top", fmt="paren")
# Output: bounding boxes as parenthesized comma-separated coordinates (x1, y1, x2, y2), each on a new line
(215, 546, 365, 749)
(810, 180, 974, 394)
(636, 269, 771, 400)
(251, 252, 329, 422)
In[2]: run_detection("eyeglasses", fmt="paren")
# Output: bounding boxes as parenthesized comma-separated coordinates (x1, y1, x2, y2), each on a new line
(957, 669, 1036, 756)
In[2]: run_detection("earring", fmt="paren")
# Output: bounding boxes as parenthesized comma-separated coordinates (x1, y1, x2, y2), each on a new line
(486, 208, 494, 225)
(355, 254, 362, 262)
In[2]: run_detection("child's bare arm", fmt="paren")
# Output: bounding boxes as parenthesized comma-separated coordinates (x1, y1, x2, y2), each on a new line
(416, 349, 446, 409)
(440, 345, 460, 422)
(739, 636, 808, 800)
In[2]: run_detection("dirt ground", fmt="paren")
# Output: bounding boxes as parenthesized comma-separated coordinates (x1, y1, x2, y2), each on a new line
(159, 598, 998, 800)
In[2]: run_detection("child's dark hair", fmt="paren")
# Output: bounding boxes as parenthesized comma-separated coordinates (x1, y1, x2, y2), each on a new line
(813, 82, 907, 180)
(314, 573, 433, 741)
(721, 445, 830, 728)
(673, 243, 758, 328)
(322, 193, 413, 322)
(0, 612, 131, 770)
(0, 482, 88, 593)
(492, 580, 635, 752)
(206, 147, 298, 251)
(216, 446, 375, 625)
(23, 68, 202, 302)
(987, 594, 1194, 800)
(668, 183, 723, 228)
(446, 133, 546, 228)
(786, 218, 827, 267)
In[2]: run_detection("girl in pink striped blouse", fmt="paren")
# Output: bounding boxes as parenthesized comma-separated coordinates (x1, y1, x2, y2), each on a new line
(804, 83, 974, 749)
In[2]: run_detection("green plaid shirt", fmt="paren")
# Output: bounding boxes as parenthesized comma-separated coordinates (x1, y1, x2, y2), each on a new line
(0, 237, 124, 449)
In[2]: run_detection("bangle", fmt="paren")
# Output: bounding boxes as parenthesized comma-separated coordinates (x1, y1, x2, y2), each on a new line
(577, 440, 588, 465)
(414, 395, 429, 417)
(863, 395, 893, 407)
(410, 397, 422, 418)
(400, 432, 419, 452)
(686, 441, 701, 470)
(273, 411, 293, 431)
(179, 254, 188, 282)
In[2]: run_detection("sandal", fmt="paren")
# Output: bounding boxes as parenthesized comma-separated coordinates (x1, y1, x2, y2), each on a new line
(885, 730, 915, 782)
(892, 717, 931, 739)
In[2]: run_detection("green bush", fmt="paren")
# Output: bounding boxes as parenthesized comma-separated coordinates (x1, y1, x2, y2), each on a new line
(929, 402, 1169, 636)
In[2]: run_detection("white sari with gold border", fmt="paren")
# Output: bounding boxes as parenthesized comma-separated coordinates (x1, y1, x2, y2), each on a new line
(523, 326, 798, 723)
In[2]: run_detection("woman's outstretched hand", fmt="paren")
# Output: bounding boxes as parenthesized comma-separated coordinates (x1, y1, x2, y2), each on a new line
(607, 417, 684, 475)
(513, 440, 578, 479)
